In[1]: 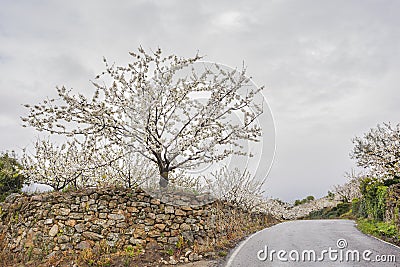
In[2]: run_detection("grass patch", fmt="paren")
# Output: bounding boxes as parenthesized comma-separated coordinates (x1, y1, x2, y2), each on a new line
(356, 218, 400, 246)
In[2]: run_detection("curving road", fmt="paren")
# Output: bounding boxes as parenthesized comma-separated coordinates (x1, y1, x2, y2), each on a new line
(225, 220, 399, 267)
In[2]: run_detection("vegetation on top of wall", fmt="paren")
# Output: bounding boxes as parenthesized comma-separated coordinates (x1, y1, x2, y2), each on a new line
(350, 177, 399, 246)
(0, 152, 25, 202)
(357, 177, 388, 221)
(350, 177, 398, 221)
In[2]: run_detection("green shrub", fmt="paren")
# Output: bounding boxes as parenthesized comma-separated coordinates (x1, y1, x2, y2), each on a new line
(306, 202, 351, 219)
(0, 152, 25, 202)
(351, 198, 360, 215)
(359, 178, 388, 221)
(327, 191, 335, 200)
(306, 195, 315, 201)
(357, 218, 399, 238)
(357, 218, 376, 235)
(294, 195, 315, 206)
(383, 177, 400, 186)
(376, 221, 398, 237)
(336, 203, 351, 215)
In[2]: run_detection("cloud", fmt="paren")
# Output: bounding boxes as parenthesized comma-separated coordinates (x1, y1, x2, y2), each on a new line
(212, 11, 246, 30)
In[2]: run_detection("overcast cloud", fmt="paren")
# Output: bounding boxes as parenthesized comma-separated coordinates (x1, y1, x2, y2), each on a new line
(1, 0, 399, 202)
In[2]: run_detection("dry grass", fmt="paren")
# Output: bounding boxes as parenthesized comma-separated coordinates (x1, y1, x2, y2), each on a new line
(192, 207, 279, 258)
(0, 238, 151, 267)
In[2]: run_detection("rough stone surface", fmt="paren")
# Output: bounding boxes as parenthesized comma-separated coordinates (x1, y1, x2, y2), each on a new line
(49, 224, 59, 237)
(76, 240, 92, 250)
(82, 231, 104, 241)
(44, 218, 53, 225)
(0, 187, 275, 262)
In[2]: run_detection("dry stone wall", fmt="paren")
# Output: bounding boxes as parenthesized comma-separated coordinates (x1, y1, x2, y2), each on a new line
(0, 187, 272, 259)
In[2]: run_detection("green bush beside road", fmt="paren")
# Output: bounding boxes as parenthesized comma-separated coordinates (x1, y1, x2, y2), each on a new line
(304, 177, 400, 246)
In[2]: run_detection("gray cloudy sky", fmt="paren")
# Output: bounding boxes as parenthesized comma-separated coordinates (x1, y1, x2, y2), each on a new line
(1, 0, 399, 202)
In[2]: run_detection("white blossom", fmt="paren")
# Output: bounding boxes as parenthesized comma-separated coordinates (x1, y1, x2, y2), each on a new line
(205, 166, 265, 211)
(333, 169, 363, 202)
(351, 122, 400, 179)
(22, 47, 264, 188)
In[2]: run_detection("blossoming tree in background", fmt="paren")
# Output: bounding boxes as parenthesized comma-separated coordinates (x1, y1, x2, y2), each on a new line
(334, 169, 363, 202)
(207, 166, 265, 211)
(351, 122, 400, 180)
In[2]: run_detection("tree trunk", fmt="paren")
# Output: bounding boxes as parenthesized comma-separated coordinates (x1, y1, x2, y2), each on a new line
(159, 170, 169, 188)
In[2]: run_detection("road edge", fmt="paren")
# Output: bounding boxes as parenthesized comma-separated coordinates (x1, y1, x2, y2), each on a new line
(225, 219, 400, 266)
(352, 220, 400, 250)
(224, 221, 288, 267)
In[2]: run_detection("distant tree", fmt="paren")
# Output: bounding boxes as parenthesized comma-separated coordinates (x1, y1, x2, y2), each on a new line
(208, 167, 265, 211)
(334, 170, 362, 202)
(306, 195, 315, 201)
(351, 122, 400, 179)
(0, 152, 25, 201)
(273, 198, 286, 206)
(294, 195, 315, 206)
(327, 191, 335, 200)
(22, 47, 264, 188)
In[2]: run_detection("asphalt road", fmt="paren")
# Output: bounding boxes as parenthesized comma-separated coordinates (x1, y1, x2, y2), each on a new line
(224, 220, 400, 267)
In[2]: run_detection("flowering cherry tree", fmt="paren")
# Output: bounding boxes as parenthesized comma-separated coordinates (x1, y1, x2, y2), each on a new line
(334, 170, 362, 202)
(22, 47, 264, 188)
(351, 122, 400, 179)
(108, 151, 158, 189)
(22, 137, 116, 190)
(207, 166, 265, 211)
